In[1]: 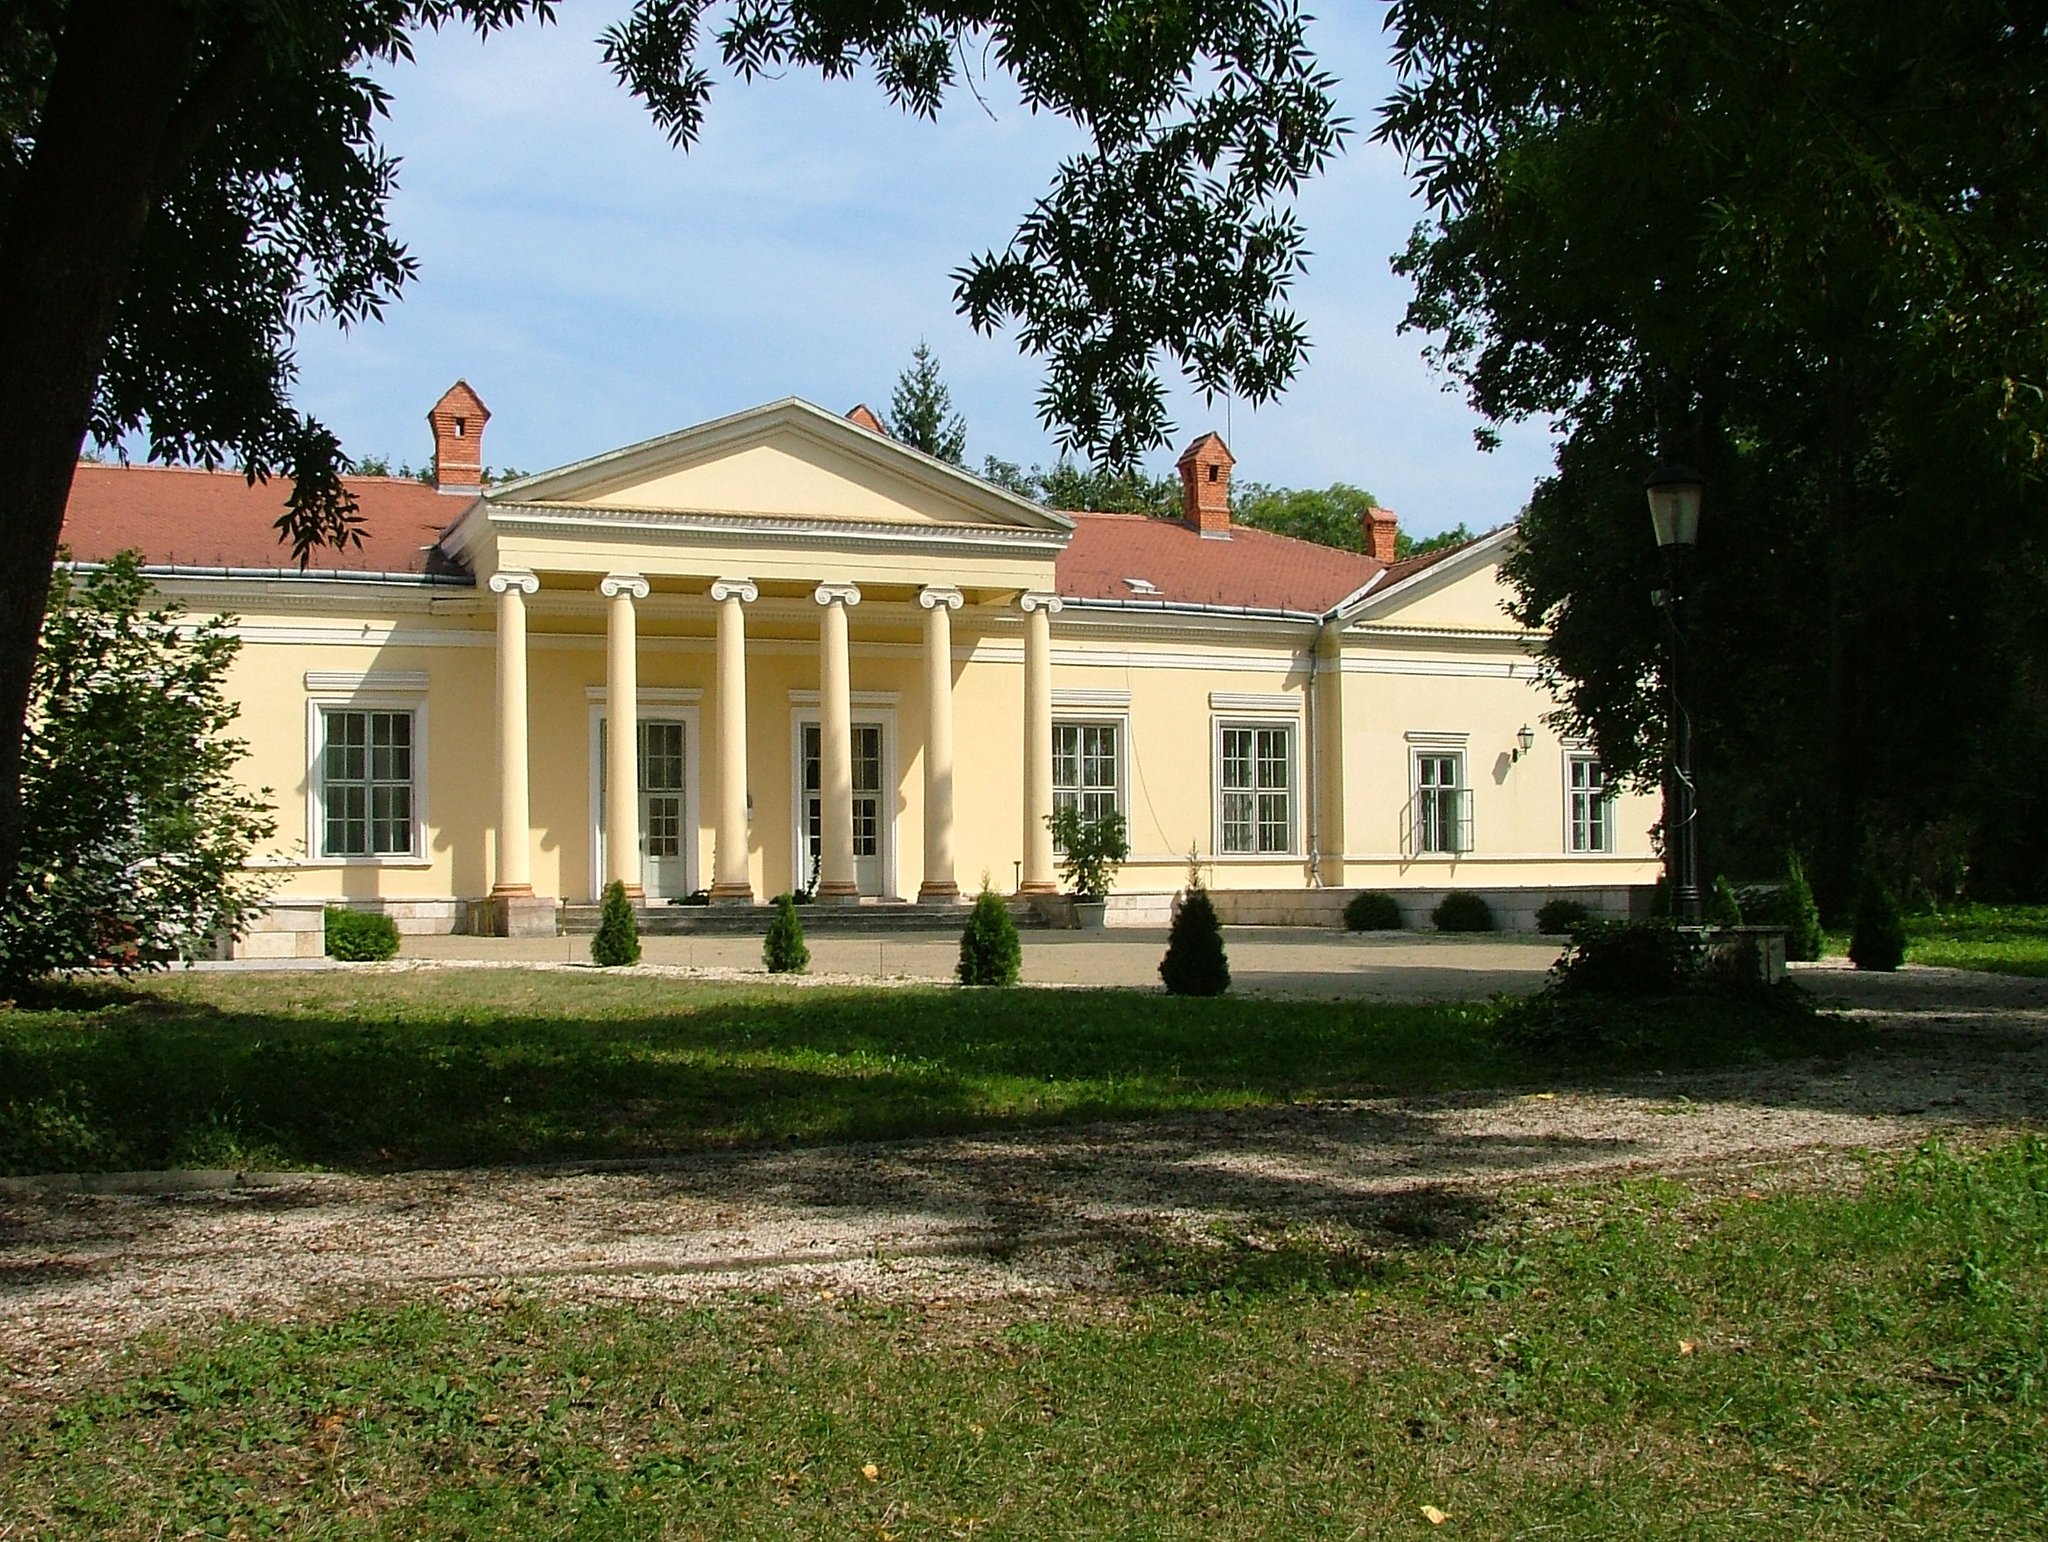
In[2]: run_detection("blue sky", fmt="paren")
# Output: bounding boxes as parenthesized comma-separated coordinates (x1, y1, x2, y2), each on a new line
(292, 5, 1555, 540)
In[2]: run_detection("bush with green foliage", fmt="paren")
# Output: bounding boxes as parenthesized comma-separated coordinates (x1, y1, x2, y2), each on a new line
(1545, 920, 1702, 999)
(590, 880, 641, 968)
(1045, 805, 1130, 898)
(1432, 891, 1494, 933)
(1343, 891, 1403, 931)
(1160, 886, 1230, 996)
(763, 893, 810, 974)
(1782, 851, 1826, 962)
(0, 554, 276, 986)
(1535, 897, 1591, 935)
(323, 906, 398, 962)
(956, 889, 1022, 986)
(1708, 875, 1746, 928)
(1849, 871, 1908, 972)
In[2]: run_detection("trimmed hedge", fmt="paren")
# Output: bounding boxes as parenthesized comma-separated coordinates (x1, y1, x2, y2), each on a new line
(590, 880, 641, 967)
(323, 906, 398, 962)
(764, 893, 810, 974)
(1160, 887, 1230, 996)
(956, 889, 1022, 986)
(1343, 892, 1403, 931)
(1432, 891, 1494, 933)
(1535, 897, 1591, 935)
(1849, 872, 1907, 972)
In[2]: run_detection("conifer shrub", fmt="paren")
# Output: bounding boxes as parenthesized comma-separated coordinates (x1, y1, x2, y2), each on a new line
(590, 880, 641, 967)
(1343, 891, 1403, 931)
(763, 893, 810, 974)
(1849, 871, 1908, 972)
(1160, 886, 1230, 996)
(956, 888, 1022, 986)
(1782, 851, 1825, 962)
(1432, 891, 1494, 932)
(324, 906, 398, 962)
(1535, 897, 1591, 935)
(1707, 875, 1745, 928)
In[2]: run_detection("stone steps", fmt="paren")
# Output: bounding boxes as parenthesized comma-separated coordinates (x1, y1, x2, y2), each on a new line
(557, 900, 1053, 936)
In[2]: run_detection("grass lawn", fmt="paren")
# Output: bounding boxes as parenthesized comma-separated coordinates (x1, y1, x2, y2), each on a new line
(5, 1136, 2042, 1538)
(0, 969, 1863, 1177)
(1821, 905, 2048, 977)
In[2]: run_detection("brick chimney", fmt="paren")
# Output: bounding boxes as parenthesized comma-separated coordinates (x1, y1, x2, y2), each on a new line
(428, 380, 490, 492)
(1364, 506, 1399, 564)
(1176, 432, 1235, 537)
(846, 403, 887, 434)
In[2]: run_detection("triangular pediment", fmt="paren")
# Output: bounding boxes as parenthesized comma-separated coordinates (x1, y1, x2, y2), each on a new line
(1339, 526, 1527, 631)
(483, 398, 1068, 534)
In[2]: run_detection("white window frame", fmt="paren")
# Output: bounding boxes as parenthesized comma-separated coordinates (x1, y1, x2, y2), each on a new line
(1052, 713, 1130, 829)
(586, 691, 703, 898)
(304, 685, 430, 867)
(1212, 716, 1299, 857)
(1409, 746, 1473, 857)
(1565, 751, 1614, 854)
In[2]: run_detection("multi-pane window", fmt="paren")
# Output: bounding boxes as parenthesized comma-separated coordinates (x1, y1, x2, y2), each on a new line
(1413, 751, 1471, 855)
(1568, 754, 1611, 853)
(640, 721, 686, 859)
(321, 708, 415, 857)
(1219, 723, 1293, 854)
(1053, 721, 1120, 824)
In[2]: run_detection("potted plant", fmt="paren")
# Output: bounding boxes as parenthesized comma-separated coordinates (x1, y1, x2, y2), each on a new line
(1045, 805, 1130, 929)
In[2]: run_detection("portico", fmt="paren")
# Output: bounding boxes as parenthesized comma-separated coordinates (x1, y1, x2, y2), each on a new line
(439, 397, 1073, 929)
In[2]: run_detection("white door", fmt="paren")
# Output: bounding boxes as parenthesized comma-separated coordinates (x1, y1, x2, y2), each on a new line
(798, 720, 887, 896)
(639, 720, 689, 898)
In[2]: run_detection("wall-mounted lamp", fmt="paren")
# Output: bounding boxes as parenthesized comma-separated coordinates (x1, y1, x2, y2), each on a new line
(1511, 724, 1535, 763)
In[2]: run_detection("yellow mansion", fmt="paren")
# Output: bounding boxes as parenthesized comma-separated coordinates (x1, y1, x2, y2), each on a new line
(60, 383, 1659, 954)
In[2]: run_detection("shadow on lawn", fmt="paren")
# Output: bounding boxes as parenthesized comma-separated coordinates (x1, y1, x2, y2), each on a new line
(1, 967, 2040, 1182)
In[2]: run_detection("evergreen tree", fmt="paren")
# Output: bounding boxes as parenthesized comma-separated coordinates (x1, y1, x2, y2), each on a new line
(956, 888, 1022, 986)
(764, 893, 810, 974)
(1707, 875, 1745, 929)
(888, 342, 968, 464)
(1849, 871, 1908, 972)
(1782, 851, 1825, 963)
(1160, 885, 1231, 996)
(591, 880, 641, 967)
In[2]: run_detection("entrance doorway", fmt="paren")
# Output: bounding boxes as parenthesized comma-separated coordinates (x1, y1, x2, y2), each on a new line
(594, 713, 697, 899)
(797, 719, 888, 896)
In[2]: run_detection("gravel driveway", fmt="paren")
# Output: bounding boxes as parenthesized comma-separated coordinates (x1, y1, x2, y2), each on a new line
(4, 962, 2045, 1406)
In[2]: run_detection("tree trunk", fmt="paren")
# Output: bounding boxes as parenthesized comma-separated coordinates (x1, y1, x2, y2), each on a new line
(0, 0, 201, 894)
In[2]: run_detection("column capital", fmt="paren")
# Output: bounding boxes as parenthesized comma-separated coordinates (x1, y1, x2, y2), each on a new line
(918, 585, 965, 612)
(709, 577, 759, 605)
(813, 581, 863, 608)
(1019, 590, 1065, 615)
(488, 567, 539, 596)
(599, 572, 650, 600)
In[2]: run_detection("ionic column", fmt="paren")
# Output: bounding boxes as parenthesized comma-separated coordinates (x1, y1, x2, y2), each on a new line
(918, 585, 964, 903)
(708, 578, 758, 904)
(814, 582, 862, 903)
(489, 568, 540, 896)
(600, 573, 649, 898)
(1019, 590, 1063, 894)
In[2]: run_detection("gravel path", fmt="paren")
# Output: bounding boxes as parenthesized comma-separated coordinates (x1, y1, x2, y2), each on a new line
(4, 963, 2046, 1405)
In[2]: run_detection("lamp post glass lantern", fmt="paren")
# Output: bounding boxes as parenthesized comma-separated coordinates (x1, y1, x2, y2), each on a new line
(1646, 462, 1704, 923)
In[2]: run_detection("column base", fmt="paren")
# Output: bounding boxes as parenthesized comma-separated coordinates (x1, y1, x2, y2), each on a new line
(708, 882, 756, 906)
(816, 881, 861, 905)
(1016, 880, 1058, 896)
(616, 884, 646, 901)
(916, 880, 965, 905)
(474, 892, 560, 938)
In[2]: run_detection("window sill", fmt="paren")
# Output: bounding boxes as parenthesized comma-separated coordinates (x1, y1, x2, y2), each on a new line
(286, 855, 435, 870)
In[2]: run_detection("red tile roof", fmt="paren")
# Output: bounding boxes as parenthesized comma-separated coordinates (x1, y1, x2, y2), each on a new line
(1053, 511, 1386, 615)
(58, 462, 474, 577)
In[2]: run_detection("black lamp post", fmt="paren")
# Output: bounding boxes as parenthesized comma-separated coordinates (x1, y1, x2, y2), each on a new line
(1646, 463, 1704, 924)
